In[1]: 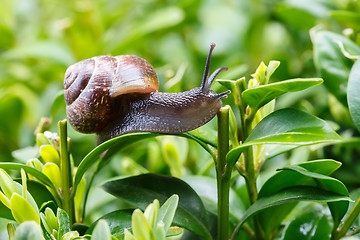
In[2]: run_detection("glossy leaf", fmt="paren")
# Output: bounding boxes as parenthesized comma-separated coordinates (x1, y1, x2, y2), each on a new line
(102, 173, 211, 240)
(74, 132, 211, 191)
(0, 169, 18, 198)
(0, 163, 53, 188)
(88, 209, 133, 239)
(231, 186, 350, 239)
(40, 145, 59, 165)
(19, 180, 56, 210)
(0, 201, 13, 220)
(313, 30, 360, 106)
(259, 160, 342, 197)
(132, 209, 153, 239)
(10, 193, 40, 224)
(57, 208, 71, 239)
(158, 194, 179, 233)
(74, 133, 160, 188)
(42, 163, 62, 190)
(227, 109, 341, 166)
(242, 78, 323, 110)
(92, 219, 112, 240)
(256, 160, 348, 236)
(280, 164, 349, 226)
(13, 221, 43, 240)
(348, 59, 360, 132)
(281, 204, 333, 240)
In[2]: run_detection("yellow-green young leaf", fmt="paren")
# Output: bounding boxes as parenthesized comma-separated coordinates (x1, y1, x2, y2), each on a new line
(42, 163, 61, 190)
(132, 209, 153, 240)
(26, 158, 44, 172)
(0, 169, 18, 198)
(74, 177, 86, 222)
(154, 221, 165, 240)
(14, 182, 39, 215)
(167, 226, 184, 238)
(44, 208, 58, 232)
(13, 221, 43, 240)
(62, 231, 79, 240)
(10, 193, 40, 224)
(144, 200, 159, 228)
(40, 145, 59, 165)
(251, 61, 267, 85)
(92, 219, 111, 240)
(0, 191, 10, 208)
(124, 229, 136, 240)
(158, 195, 179, 233)
(36, 133, 51, 147)
(265, 61, 280, 83)
(20, 169, 27, 200)
(40, 212, 52, 235)
(7, 222, 15, 240)
(162, 141, 184, 178)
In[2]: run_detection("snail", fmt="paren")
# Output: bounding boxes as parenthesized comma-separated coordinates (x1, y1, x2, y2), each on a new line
(64, 43, 229, 143)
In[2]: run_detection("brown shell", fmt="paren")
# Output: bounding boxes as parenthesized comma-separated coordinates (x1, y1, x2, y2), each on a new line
(64, 55, 159, 133)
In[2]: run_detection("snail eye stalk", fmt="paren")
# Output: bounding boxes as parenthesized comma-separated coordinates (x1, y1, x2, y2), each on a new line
(200, 44, 228, 93)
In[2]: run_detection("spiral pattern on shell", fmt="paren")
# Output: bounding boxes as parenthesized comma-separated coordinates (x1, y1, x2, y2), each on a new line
(64, 55, 159, 133)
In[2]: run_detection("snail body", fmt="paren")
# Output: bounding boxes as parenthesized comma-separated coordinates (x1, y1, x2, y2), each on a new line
(64, 44, 229, 143)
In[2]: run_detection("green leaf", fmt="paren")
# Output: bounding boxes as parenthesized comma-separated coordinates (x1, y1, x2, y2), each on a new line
(0, 169, 18, 198)
(0, 163, 54, 189)
(42, 163, 62, 190)
(231, 186, 350, 239)
(330, 11, 360, 33)
(74, 133, 211, 191)
(182, 175, 246, 223)
(280, 164, 349, 227)
(132, 209, 153, 240)
(226, 109, 341, 166)
(259, 160, 342, 197)
(74, 133, 160, 189)
(13, 221, 43, 240)
(57, 208, 71, 239)
(256, 160, 348, 236)
(158, 194, 179, 232)
(92, 219, 111, 240)
(40, 145, 59, 165)
(10, 193, 40, 224)
(313, 31, 360, 106)
(88, 210, 133, 239)
(348, 59, 360, 132)
(17, 180, 56, 210)
(0, 200, 13, 220)
(242, 78, 323, 110)
(102, 174, 211, 240)
(51, 92, 65, 118)
(280, 204, 333, 240)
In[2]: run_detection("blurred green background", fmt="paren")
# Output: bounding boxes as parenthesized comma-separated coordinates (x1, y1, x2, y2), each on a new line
(0, 0, 358, 169)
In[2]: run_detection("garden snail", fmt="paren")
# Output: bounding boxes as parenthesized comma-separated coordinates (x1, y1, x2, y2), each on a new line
(64, 44, 229, 143)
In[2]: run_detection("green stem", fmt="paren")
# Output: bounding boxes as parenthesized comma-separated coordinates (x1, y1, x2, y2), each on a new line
(58, 120, 75, 224)
(217, 106, 230, 240)
(243, 108, 264, 239)
(333, 196, 360, 239)
(243, 107, 258, 204)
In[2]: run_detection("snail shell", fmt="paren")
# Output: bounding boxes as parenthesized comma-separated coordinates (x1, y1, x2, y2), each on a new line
(64, 55, 159, 133)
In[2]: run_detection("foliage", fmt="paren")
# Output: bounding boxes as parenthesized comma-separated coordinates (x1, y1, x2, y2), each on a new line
(1, 0, 360, 240)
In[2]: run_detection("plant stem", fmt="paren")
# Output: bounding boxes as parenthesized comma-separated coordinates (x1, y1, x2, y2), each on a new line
(333, 196, 360, 239)
(58, 120, 75, 224)
(217, 106, 230, 240)
(243, 108, 258, 204)
(243, 108, 264, 239)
